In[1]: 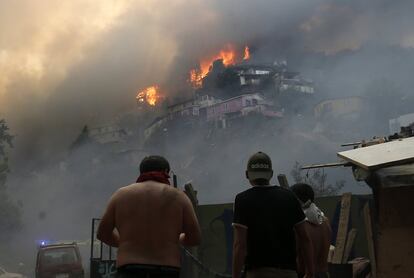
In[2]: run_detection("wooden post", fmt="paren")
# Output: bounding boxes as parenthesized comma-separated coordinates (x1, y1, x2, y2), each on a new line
(332, 192, 352, 264)
(277, 174, 290, 189)
(364, 203, 377, 278)
(342, 228, 357, 263)
(184, 183, 199, 278)
(184, 183, 198, 212)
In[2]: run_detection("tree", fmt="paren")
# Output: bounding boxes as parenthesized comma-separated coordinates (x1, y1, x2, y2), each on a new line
(70, 125, 91, 150)
(0, 119, 13, 191)
(0, 120, 13, 159)
(290, 161, 345, 197)
(0, 119, 22, 242)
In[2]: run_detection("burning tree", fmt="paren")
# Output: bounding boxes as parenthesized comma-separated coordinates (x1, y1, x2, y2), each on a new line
(290, 161, 345, 197)
(0, 119, 22, 244)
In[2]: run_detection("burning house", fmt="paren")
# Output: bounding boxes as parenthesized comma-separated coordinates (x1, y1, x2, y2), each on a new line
(141, 44, 316, 139)
(225, 61, 315, 96)
(234, 64, 273, 87)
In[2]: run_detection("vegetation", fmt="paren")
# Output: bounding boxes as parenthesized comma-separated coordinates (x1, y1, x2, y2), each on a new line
(290, 161, 345, 197)
(0, 119, 22, 242)
(70, 125, 91, 150)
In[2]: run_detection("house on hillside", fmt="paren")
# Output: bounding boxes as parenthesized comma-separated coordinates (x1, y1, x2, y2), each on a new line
(275, 71, 314, 95)
(89, 125, 129, 144)
(167, 99, 199, 120)
(314, 96, 365, 120)
(389, 113, 414, 134)
(233, 65, 274, 87)
(197, 94, 221, 108)
(231, 63, 315, 96)
(206, 93, 282, 126)
(196, 94, 222, 120)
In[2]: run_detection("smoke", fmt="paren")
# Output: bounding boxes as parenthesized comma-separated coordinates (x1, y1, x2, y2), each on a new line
(1, 0, 414, 164)
(2, 0, 414, 271)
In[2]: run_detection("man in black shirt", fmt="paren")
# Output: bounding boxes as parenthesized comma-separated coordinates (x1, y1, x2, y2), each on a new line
(232, 152, 314, 278)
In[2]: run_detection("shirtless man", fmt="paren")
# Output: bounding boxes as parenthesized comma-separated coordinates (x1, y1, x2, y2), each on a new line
(291, 183, 332, 278)
(97, 155, 201, 278)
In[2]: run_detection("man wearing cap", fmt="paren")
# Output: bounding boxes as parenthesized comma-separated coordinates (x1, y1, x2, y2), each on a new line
(232, 152, 314, 278)
(97, 155, 201, 278)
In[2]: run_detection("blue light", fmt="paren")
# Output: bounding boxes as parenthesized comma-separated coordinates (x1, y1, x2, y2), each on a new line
(36, 239, 51, 247)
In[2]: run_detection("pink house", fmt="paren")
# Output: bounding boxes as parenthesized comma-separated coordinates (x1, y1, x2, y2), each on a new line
(206, 93, 281, 121)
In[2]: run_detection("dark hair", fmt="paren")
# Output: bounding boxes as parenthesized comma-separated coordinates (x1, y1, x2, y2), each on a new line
(291, 183, 315, 203)
(139, 155, 170, 174)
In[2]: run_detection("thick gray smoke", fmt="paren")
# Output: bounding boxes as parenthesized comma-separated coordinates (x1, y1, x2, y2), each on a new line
(3, 0, 414, 165)
(2, 0, 414, 272)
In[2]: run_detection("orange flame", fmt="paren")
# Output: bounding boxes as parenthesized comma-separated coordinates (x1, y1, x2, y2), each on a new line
(136, 85, 161, 106)
(189, 45, 239, 88)
(243, 46, 250, 60)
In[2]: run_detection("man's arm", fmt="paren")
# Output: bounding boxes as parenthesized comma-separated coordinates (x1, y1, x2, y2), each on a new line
(180, 193, 201, 246)
(294, 222, 315, 278)
(97, 192, 120, 247)
(232, 225, 247, 278)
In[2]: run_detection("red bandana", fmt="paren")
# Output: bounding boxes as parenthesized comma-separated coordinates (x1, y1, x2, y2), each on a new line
(136, 171, 170, 185)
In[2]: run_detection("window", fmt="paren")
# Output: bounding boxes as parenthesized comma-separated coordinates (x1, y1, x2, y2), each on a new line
(41, 248, 78, 266)
(252, 99, 258, 105)
(245, 100, 251, 106)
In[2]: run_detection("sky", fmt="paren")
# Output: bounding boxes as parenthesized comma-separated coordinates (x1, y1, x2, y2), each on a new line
(2, 0, 414, 268)
(2, 0, 414, 164)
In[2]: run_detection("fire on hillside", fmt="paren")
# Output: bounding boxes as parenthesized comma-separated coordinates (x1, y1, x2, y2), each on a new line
(189, 44, 250, 88)
(136, 85, 162, 106)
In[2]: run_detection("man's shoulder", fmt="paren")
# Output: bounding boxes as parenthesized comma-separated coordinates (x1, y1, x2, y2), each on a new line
(236, 185, 289, 197)
(235, 187, 254, 200)
(117, 183, 140, 193)
(321, 217, 332, 230)
(276, 186, 296, 195)
(274, 186, 302, 202)
(116, 183, 186, 202)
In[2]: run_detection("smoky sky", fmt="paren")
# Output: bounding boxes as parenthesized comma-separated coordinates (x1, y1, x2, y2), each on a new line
(1, 0, 414, 165)
(4, 1, 414, 268)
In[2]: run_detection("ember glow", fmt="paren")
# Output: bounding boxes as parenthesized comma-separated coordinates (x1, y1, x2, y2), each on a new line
(243, 46, 250, 60)
(189, 45, 240, 88)
(136, 85, 161, 106)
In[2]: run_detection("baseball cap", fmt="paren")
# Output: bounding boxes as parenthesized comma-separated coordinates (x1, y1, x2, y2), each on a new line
(246, 152, 273, 181)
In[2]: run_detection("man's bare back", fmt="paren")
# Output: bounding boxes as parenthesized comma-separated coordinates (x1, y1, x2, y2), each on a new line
(97, 181, 201, 268)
